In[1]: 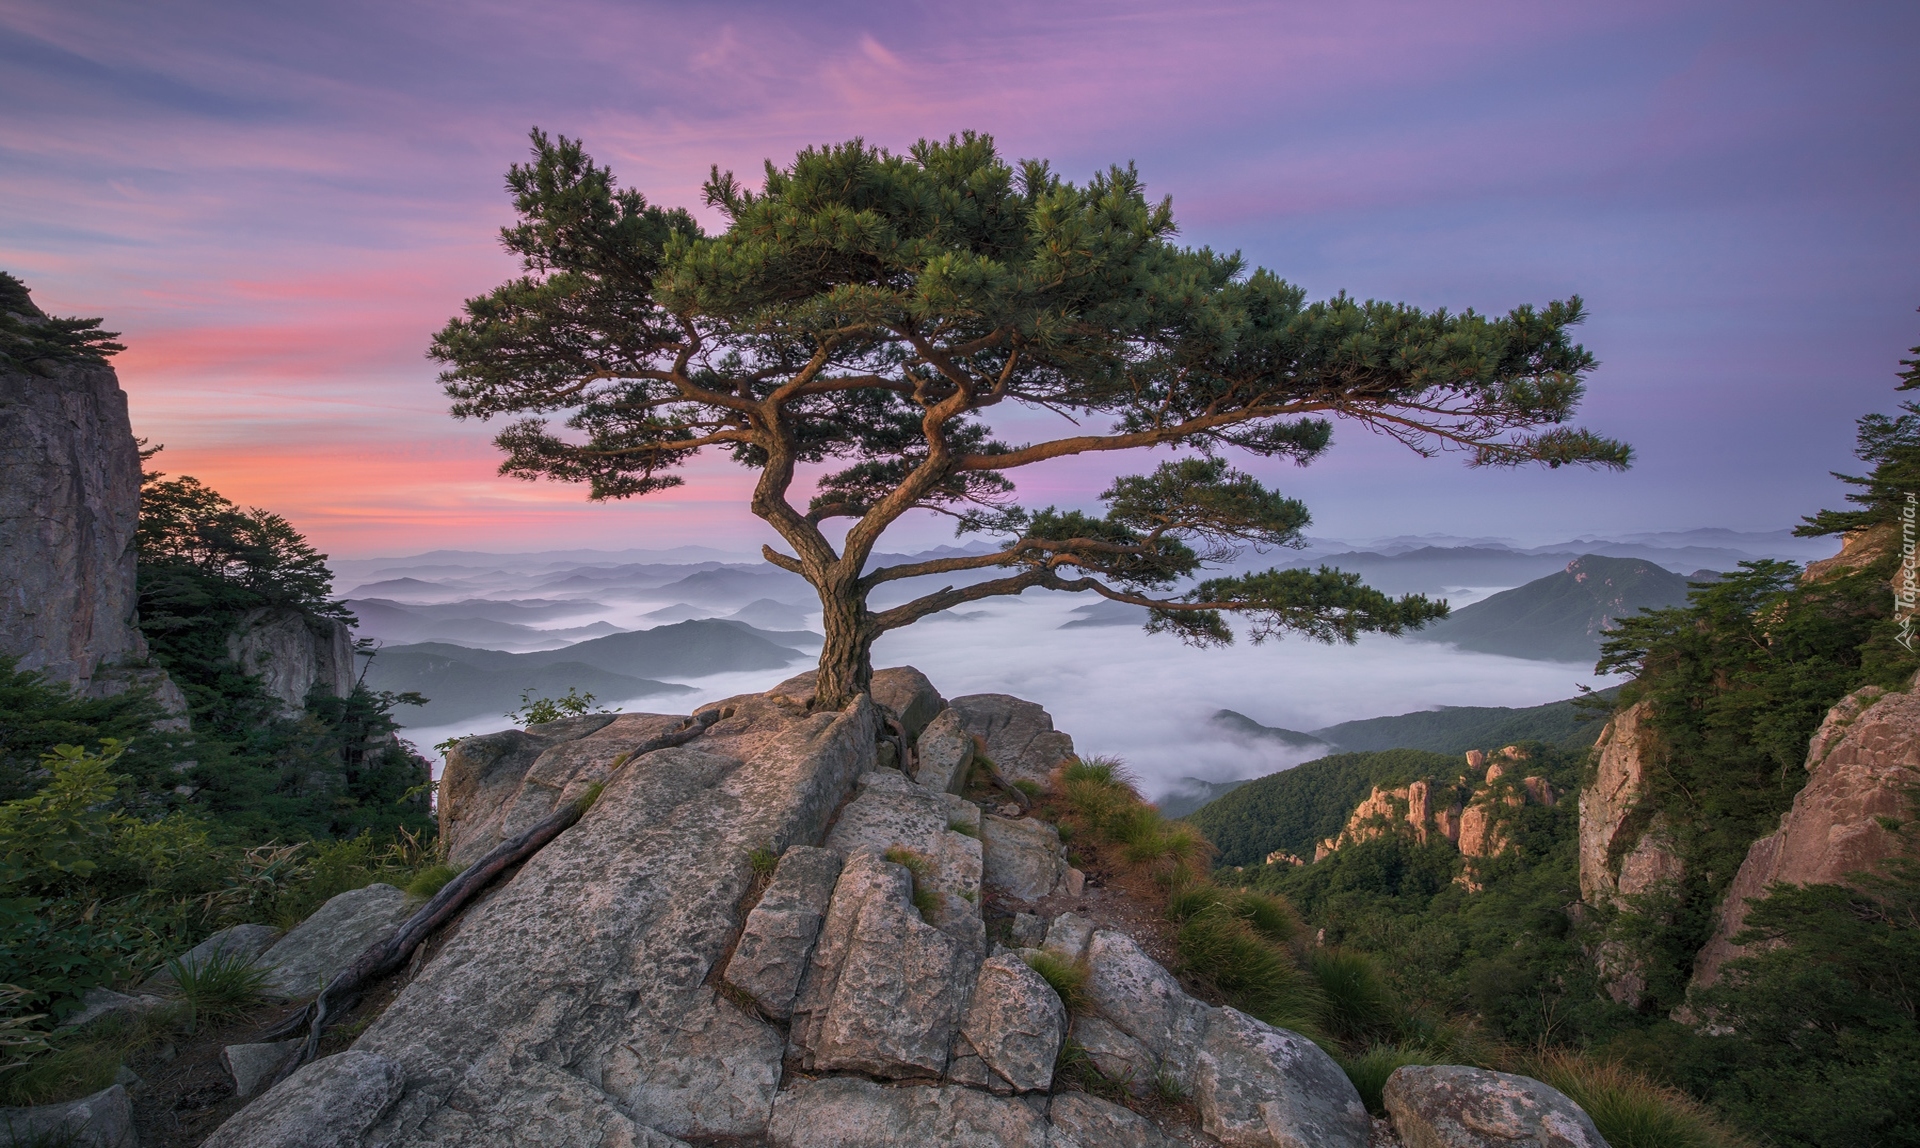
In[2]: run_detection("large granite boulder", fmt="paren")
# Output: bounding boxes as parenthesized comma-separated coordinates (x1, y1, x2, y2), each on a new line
(225, 607, 356, 718)
(144, 921, 282, 992)
(824, 769, 985, 941)
(980, 814, 1066, 902)
(258, 883, 414, 999)
(437, 711, 666, 865)
(949, 952, 1066, 1093)
(768, 1076, 1062, 1148)
(1082, 929, 1214, 1090)
(203, 1051, 409, 1148)
(0, 1082, 136, 1148)
(950, 694, 1076, 786)
(1382, 1066, 1605, 1148)
(207, 691, 876, 1146)
(1047, 1092, 1168, 1148)
(1691, 671, 1920, 990)
(1195, 1006, 1369, 1148)
(0, 349, 146, 693)
(725, 845, 842, 1019)
(915, 707, 976, 793)
(788, 851, 981, 1078)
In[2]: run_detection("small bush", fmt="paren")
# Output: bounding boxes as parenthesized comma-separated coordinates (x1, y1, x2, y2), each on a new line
(1012, 779, 1042, 799)
(1526, 1051, 1746, 1148)
(404, 864, 460, 900)
(1177, 908, 1323, 1033)
(168, 950, 270, 1032)
(1023, 950, 1089, 1011)
(946, 819, 979, 838)
(1339, 1044, 1442, 1114)
(1309, 948, 1396, 1039)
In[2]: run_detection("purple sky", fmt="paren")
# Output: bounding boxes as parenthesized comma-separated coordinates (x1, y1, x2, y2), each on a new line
(3, 0, 1915, 557)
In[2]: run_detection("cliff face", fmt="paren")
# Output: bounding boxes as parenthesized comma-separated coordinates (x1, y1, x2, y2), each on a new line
(1689, 672, 1920, 991)
(1577, 701, 1684, 909)
(225, 607, 356, 717)
(0, 359, 146, 690)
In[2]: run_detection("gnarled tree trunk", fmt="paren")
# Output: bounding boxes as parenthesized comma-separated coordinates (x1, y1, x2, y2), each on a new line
(812, 576, 877, 711)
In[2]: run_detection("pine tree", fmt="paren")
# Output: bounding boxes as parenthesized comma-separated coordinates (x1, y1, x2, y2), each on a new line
(432, 132, 1630, 707)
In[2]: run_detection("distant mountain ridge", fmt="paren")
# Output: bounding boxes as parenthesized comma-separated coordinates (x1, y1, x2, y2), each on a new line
(1411, 554, 1694, 662)
(363, 619, 807, 726)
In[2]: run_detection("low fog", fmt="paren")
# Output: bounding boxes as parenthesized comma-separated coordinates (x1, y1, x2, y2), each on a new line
(391, 584, 1611, 801)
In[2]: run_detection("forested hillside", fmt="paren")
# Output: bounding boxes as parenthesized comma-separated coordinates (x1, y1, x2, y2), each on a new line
(1200, 344, 1920, 1148)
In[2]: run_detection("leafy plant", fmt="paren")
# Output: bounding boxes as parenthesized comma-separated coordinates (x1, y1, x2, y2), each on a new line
(1309, 947, 1397, 1039)
(505, 686, 615, 726)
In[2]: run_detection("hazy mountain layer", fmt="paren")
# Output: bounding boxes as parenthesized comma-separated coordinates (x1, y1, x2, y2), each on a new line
(1411, 554, 1694, 661)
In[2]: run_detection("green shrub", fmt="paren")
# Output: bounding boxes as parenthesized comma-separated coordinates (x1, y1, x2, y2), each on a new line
(946, 819, 979, 838)
(405, 864, 461, 900)
(167, 950, 270, 1032)
(1177, 907, 1323, 1033)
(1339, 1043, 1442, 1114)
(1023, 950, 1089, 1011)
(1310, 947, 1397, 1039)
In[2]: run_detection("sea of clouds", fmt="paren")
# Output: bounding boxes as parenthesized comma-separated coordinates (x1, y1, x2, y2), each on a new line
(396, 585, 1610, 801)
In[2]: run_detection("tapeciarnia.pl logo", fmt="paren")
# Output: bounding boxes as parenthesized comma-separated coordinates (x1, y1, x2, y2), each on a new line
(1897, 492, 1917, 653)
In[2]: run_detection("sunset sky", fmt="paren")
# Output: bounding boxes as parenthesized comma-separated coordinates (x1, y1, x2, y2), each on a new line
(4, 1, 1916, 559)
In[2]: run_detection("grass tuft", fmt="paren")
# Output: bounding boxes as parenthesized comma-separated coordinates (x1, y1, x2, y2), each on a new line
(167, 950, 271, 1033)
(1338, 1043, 1443, 1114)
(1177, 907, 1324, 1035)
(1309, 947, 1397, 1039)
(884, 847, 937, 922)
(946, 819, 979, 838)
(1022, 950, 1090, 1011)
(1525, 1050, 1750, 1148)
(748, 847, 779, 879)
(404, 864, 461, 900)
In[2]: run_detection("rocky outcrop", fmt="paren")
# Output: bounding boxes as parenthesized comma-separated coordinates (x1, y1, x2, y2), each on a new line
(1578, 701, 1682, 907)
(980, 813, 1068, 902)
(206, 671, 1546, 1148)
(214, 688, 877, 1146)
(1313, 748, 1554, 870)
(226, 606, 356, 717)
(1383, 1065, 1606, 1148)
(1689, 672, 1920, 990)
(0, 358, 146, 692)
(951, 693, 1076, 785)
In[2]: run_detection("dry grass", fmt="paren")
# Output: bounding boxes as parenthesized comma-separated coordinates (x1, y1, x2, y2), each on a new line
(1522, 1050, 1752, 1148)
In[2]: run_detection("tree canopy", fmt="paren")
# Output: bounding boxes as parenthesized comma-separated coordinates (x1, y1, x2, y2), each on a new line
(433, 131, 1629, 704)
